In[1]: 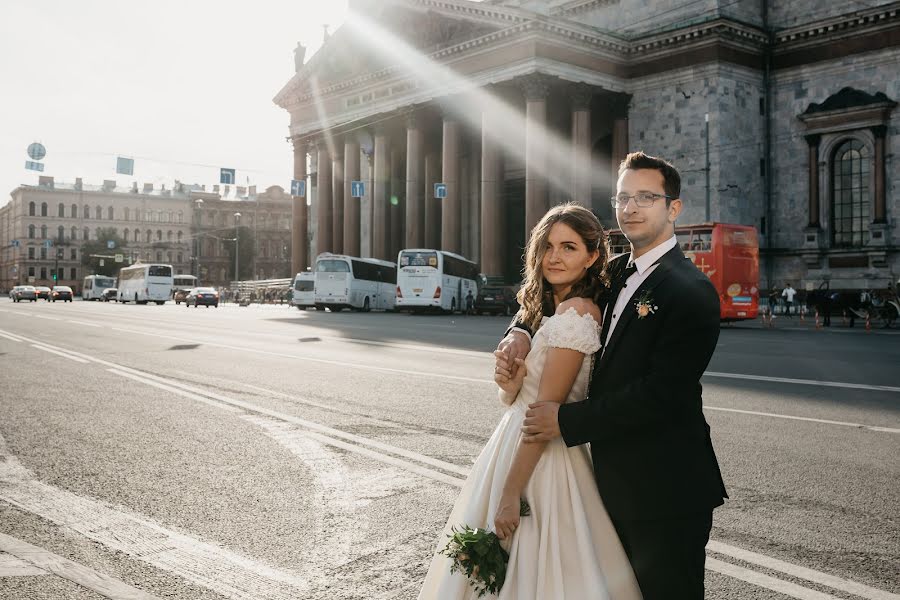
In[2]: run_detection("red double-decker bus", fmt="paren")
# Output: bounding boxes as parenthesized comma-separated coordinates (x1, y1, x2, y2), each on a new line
(608, 223, 759, 322)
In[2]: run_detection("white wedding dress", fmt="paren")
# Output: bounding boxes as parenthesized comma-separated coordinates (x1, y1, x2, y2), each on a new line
(418, 308, 642, 600)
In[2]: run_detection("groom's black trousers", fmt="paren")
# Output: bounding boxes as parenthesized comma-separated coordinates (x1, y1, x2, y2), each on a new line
(611, 512, 713, 600)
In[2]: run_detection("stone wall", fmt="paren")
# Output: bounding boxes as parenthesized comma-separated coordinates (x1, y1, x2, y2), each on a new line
(768, 0, 895, 29)
(572, 0, 762, 35)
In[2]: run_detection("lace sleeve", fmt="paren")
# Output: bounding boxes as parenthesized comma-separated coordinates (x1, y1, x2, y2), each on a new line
(543, 307, 601, 354)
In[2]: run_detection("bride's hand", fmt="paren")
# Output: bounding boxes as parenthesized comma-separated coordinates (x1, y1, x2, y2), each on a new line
(494, 352, 526, 394)
(493, 493, 521, 541)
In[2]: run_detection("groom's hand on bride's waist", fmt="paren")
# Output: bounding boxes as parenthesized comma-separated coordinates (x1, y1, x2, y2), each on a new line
(522, 402, 561, 443)
(497, 330, 531, 378)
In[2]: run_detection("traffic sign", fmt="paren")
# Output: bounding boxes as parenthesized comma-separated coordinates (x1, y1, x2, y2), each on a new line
(115, 253, 124, 263)
(116, 156, 134, 175)
(434, 183, 447, 199)
(220, 168, 236, 184)
(10, 240, 19, 247)
(290, 179, 306, 197)
(43, 240, 52, 248)
(25, 161, 45, 172)
(99, 259, 105, 267)
(27, 143, 47, 161)
(107, 240, 115, 249)
(351, 181, 365, 198)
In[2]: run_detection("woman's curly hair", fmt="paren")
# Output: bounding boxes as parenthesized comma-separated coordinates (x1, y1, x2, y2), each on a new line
(516, 203, 610, 334)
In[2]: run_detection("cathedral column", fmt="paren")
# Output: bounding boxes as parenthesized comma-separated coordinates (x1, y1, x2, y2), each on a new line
(520, 75, 551, 238)
(316, 141, 333, 255)
(344, 139, 361, 257)
(372, 126, 390, 260)
(290, 138, 308, 275)
(571, 84, 593, 207)
(405, 112, 424, 249)
(611, 94, 631, 188)
(481, 109, 504, 281)
(332, 144, 344, 254)
(424, 149, 441, 248)
(390, 146, 404, 260)
(441, 110, 461, 253)
(805, 134, 821, 228)
(873, 125, 887, 224)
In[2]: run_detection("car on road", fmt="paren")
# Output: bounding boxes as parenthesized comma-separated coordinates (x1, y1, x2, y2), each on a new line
(185, 287, 219, 308)
(11, 285, 37, 302)
(35, 286, 52, 300)
(51, 286, 74, 302)
(173, 288, 191, 304)
(474, 286, 519, 316)
(102, 287, 118, 302)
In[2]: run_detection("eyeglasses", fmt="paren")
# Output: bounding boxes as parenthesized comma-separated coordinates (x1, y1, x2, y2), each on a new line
(610, 192, 674, 209)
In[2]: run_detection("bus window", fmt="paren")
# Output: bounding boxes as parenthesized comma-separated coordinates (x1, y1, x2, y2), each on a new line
(316, 260, 351, 273)
(400, 250, 438, 268)
(148, 265, 172, 277)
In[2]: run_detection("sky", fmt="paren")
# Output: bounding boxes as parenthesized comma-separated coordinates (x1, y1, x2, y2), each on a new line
(0, 0, 349, 206)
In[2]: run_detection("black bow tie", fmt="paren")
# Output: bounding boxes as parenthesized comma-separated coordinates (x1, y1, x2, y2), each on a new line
(620, 261, 638, 284)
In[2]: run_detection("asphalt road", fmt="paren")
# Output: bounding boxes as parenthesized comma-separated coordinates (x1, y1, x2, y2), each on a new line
(0, 299, 898, 600)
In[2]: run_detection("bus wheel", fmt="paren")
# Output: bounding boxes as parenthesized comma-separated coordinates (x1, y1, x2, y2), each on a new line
(363, 297, 370, 312)
(156, 301, 165, 305)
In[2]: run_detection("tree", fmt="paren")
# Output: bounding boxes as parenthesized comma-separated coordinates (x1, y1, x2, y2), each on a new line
(81, 227, 128, 277)
(225, 225, 256, 281)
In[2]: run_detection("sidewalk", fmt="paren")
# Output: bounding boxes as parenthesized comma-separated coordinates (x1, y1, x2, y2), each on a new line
(725, 313, 900, 335)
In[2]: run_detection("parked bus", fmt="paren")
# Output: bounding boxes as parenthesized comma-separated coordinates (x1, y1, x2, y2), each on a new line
(396, 249, 480, 314)
(609, 223, 759, 321)
(313, 254, 397, 312)
(291, 271, 315, 310)
(117, 263, 174, 305)
(172, 274, 197, 293)
(82, 275, 117, 301)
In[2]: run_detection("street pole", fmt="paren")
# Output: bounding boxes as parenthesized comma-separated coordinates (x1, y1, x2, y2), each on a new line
(194, 199, 203, 280)
(705, 112, 711, 222)
(234, 212, 241, 283)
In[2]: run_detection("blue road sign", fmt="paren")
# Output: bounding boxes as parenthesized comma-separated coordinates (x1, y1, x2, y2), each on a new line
(27, 143, 46, 161)
(10, 240, 19, 247)
(351, 180, 365, 198)
(25, 161, 45, 172)
(290, 179, 306, 197)
(220, 168, 236, 184)
(434, 183, 447, 199)
(43, 240, 52, 248)
(107, 240, 116, 249)
(116, 156, 134, 175)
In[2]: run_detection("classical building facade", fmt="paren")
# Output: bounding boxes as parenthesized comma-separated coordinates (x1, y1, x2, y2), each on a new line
(275, 0, 899, 291)
(0, 178, 294, 292)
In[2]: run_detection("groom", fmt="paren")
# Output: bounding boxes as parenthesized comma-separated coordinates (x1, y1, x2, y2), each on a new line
(497, 152, 727, 599)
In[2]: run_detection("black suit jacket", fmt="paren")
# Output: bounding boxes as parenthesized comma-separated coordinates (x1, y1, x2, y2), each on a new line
(512, 245, 727, 521)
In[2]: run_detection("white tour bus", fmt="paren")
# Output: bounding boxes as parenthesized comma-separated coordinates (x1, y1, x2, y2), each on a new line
(172, 274, 198, 295)
(82, 275, 117, 301)
(396, 249, 480, 313)
(117, 263, 174, 304)
(291, 271, 316, 310)
(314, 253, 397, 312)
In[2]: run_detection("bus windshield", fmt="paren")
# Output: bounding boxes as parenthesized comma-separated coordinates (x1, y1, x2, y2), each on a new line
(148, 265, 172, 277)
(400, 251, 438, 268)
(316, 260, 351, 273)
(294, 280, 314, 291)
(95, 277, 115, 288)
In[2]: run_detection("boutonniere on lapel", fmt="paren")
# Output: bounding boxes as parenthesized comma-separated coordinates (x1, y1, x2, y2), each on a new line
(634, 291, 658, 319)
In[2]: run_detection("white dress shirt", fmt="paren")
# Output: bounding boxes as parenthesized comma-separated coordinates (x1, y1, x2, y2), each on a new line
(602, 235, 678, 355)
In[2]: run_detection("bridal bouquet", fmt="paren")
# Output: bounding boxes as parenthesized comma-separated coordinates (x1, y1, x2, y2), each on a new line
(439, 500, 531, 597)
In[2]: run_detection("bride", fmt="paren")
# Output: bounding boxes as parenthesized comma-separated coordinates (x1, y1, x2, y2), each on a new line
(418, 203, 641, 599)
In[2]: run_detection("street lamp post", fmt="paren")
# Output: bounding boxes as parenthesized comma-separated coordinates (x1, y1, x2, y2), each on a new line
(234, 212, 241, 283)
(194, 198, 203, 280)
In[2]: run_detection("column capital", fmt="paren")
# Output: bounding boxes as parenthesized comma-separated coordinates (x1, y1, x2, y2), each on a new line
(804, 134, 821, 147)
(609, 92, 632, 118)
(570, 83, 593, 111)
(291, 137, 307, 152)
(871, 125, 887, 139)
(517, 73, 554, 101)
(403, 109, 420, 130)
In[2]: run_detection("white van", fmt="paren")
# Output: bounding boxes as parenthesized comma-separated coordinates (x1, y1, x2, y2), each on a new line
(291, 271, 315, 310)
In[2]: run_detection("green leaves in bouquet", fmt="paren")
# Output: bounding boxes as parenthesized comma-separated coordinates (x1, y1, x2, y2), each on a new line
(440, 526, 508, 597)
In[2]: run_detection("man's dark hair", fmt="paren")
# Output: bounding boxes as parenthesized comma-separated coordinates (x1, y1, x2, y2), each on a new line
(618, 151, 681, 201)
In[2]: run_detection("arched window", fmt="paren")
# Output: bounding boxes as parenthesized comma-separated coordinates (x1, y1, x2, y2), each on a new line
(124, 207, 130, 221)
(57, 226, 64, 241)
(71, 204, 78, 218)
(29, 202, 36, 216)
(84, 205, 91, 219)
(134, 229, 140, 243)
(70, 248, 77, 260)
(177, 231, 183, 243)
(124, 228, 130, 241)
(58, 203, 65, 217)
(83, 227, 90, 240)
(28, 224, 35, 238)
(156, 230, 162, 241)
(40, 225, 47, 238)
(166, 230, 173, 242)
(168, 211, 174, 223)
(71, 226, 77, 240)
(166, 251, 173, 262)
(145, 229, 151, 243)
(41, 202, 48, 217)
(177, 252, 183, 263)
(156, 251, 163, 262)
(831, 139, 871, 247)
(177, 210, 183, 223)
(157, 210, 163, 223)
(108, 206, 114, 220)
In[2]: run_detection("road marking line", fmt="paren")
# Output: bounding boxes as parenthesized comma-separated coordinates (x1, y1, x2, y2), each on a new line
(106, 370, 241, 413)
(31, 344, 90, 363)
(67, 319, 102, 327)
(706, 557, 840, 600)
(0, 331, 24, 342)
(708, 542, 900, 600)
(0, 532, 162, 599)
(705, 371, 900, 394)
(0, 551, 49, 577)
(705, 406, 900, 434)
(31, 314, 62, 321)
(0, 442, 309, 599)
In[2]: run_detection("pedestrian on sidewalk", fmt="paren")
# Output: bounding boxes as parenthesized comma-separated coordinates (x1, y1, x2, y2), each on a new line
(782, 283, 796, 318)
